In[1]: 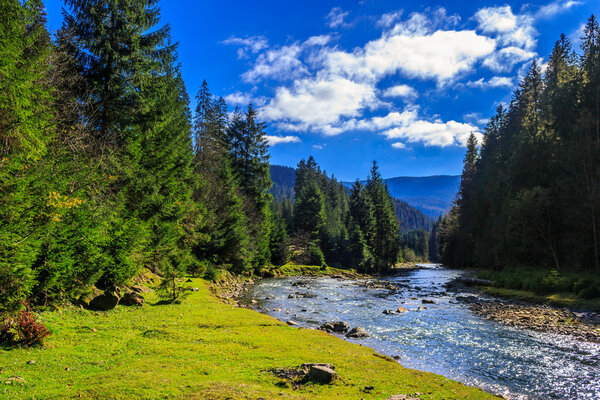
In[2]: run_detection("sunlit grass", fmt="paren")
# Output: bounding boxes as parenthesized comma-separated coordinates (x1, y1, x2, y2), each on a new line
(1, 279, 497, 399)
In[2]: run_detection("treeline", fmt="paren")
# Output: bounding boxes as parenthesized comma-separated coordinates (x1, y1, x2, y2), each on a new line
(0, 0, 274, 313)
(440, 17, 600, 278)
(270, 164, 436, 265)
(270, 157, 401, 272)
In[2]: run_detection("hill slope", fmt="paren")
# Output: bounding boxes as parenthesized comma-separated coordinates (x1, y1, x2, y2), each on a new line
(270, 165, 435, 232)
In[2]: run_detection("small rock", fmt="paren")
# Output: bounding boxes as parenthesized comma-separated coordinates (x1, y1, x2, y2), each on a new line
(288, 294, 295, 299)
(26, 361, 35, 365)
(273, 308, 281, 312)
(287, 320, 298, 326)
(301, 309, 307, 312)
(383, 309, 396, 315)
(88, 292, 120, 311)
(422, 299, 435, 304)
(346, 327, 370, 338)
(120, 291, 145, 307)
(65, 366, 70, 372)
(396, 307, 408, 313)
(417, 305, 427, 310)
(250, 300, 258, 304)
(186, 278, 193, 282)
(307, 365, 338, 384)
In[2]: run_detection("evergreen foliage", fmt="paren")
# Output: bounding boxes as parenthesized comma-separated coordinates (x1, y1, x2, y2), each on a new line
(440, 17, 600, 275)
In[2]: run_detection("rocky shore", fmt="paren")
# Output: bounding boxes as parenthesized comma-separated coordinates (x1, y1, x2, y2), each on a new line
(469, 300, 600, 342)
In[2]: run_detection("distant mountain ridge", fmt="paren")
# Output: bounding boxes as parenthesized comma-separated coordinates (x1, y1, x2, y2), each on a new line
(380, 175, 460, 217)
(269, 165, 444, 231)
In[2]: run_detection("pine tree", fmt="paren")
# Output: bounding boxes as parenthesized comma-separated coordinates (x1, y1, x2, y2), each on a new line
(365, 162, 399, 272)
(0, 0, 53, 314)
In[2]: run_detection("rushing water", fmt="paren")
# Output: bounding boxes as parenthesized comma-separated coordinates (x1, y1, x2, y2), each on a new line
(243, 265, 600, 400)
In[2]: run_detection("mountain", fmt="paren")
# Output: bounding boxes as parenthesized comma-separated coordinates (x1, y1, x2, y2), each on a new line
(382, 175, 460, 217)
(270, 165, 435, 232)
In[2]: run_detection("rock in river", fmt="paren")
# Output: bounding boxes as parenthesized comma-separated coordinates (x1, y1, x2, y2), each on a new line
(318, 321, 349, 333)
(346, 327, 370, 338)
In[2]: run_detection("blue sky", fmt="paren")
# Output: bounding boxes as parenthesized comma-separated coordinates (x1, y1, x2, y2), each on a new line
(42, 0, 596, 180)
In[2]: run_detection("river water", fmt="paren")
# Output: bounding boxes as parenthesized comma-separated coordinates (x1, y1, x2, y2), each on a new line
(243, 265, 600, 400)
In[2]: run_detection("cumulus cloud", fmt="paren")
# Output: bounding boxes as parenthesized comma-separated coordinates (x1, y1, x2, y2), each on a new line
(382, 116, 481, 147)
(224, 91, 267, 107)
(466, 76, 514, 89)
(474, 6, 536, 50)
(326, 7, 349, 29)
(382, 84, 417, 100)
(265, 135, 301, 146)
(221, 35, 268, 59)
(482, 46, 536, 73)
(391, 142, 407, 149)
(261, 77, 377, 133)
(242, 44, 307, 83)
(325, 29, 495, 84)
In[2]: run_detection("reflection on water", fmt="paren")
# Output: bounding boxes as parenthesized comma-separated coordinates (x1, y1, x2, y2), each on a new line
(244, 265, 600, 400)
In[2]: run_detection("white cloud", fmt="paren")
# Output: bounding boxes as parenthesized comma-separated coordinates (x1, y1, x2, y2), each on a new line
(304, 35, 333, 47)
(391, 142, 407, 149)
(326, 7, 349, 29)
(325, 29, 496, 84)
(261, 77, 377, 133)
(483, 46, 536, 73)
(242, 43, 307, 83)
(474, 6, 536, 50)
(466, 76, 514, 89)
(223, 91, 267, 107)
(265, 135, 301, 146)
(313, 144, 324, 150)
(536, 0, 582, 19)
(382, 84, 417, 99)
(383, 118, 481, 147)
(377, 10, 403, 28)
(222, 36, 268, 59)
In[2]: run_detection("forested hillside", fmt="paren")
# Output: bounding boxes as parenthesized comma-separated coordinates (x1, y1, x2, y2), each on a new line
(272, 165, 434, 233)
(0, 0, 411, 331)
(440, 18, 600, 296)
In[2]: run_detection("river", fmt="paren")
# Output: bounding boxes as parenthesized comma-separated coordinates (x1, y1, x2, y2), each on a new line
(242, 265, 600, 400)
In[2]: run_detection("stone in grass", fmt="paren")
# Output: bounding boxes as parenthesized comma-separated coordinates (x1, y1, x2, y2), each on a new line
(286, 320, 299, 326)
(386, 395, 421, 400)
(120, 291, 145, 307)
(88, 292, 120, 311)
(345, 327, 370, 338)
(307, 365, 338, 384)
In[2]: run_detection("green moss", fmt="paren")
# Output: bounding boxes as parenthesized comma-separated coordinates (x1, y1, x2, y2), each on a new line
(0, 279, 496, 399)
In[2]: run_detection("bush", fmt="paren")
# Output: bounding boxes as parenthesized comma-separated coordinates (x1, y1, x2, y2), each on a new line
(307, 243, 326, 268)
(204, 264, 218, 282)
(1, 304, 51, 347)
(188, 259, 208, 277)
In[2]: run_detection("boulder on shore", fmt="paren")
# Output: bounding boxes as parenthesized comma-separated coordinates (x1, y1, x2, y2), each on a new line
(318, 321, 349, 333)
(120, 291, 145, 307)
(345, 327, 370, 338)
(307, 365, 338, 384)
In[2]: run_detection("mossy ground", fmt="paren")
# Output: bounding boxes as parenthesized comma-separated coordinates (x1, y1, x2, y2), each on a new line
(1, 279, 497, 399)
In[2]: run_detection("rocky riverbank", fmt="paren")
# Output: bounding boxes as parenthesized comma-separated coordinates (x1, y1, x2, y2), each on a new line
(446, 276, 600, 342)
(469, 300, 600, 342)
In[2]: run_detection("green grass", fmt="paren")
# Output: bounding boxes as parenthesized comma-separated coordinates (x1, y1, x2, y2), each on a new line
(0, 279, 497, 400)
(476, 267, 600, 311)
(480, 286, 600, 311)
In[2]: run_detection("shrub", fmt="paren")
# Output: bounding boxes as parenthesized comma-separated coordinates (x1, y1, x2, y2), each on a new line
(1, 304, 51, 347)
(204, 264, 218, 282)
(307, 243, 326, 268)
